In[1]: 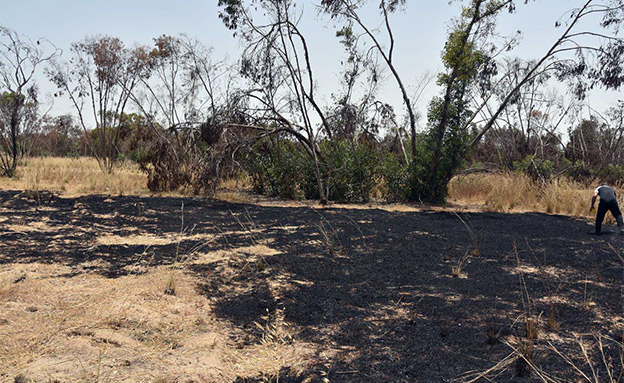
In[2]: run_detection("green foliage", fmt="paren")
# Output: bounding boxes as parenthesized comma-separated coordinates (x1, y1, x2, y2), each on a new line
(246, 138, 386, 203)
(245, 133, 489, 204)
(409, 0, 500, 204)
(27, 115, 83, 158)
(247, 139, 308, 200)
(564, 159, 624, 185)
(88, 113, 159, 163)
(118, 113, 159, 163)
(322, 140, 381, 203)
(599, 164, 624, 185)
(89, 126, 117, 159)
(380, 153, 410, 202)
(513, 155, 555, 181)
(409, 96, 473, 204)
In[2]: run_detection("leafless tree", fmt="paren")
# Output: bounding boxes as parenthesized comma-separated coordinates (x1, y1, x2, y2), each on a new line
(320, 0, 427, 161)
(220, 0, 339, 204)
(0, 26, 60, 177)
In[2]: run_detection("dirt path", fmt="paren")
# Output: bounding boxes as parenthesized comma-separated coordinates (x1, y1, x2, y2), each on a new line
(1, 191, 622, 382)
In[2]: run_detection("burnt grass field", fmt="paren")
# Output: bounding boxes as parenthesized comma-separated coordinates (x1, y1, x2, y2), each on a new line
(0, 190, 623, 382)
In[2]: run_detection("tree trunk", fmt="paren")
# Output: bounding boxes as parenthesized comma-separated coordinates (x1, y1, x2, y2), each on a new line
(7, 94, 23, 178)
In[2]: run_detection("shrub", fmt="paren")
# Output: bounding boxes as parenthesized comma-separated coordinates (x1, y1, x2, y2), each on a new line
(513, 155, 555, 182)
(597, 164, 624, 185)
(138, 121, 237, 195)
(322, 140, 382, 203)
(380, 154, 410, 202)
(246, 138, 308, 200)
(245, 137, 386, 203)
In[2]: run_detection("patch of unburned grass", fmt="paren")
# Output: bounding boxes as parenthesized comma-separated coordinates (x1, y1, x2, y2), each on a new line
(448, 172, 620, 220)
(0, 156, 150, 196)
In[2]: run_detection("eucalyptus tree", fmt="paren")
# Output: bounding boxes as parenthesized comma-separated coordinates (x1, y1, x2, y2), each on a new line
(423, 0, 624, 202)
(326, 25, 384, 141)
(132, 35, 230, 132)
(0, 26, 60, 177)
(48, 36, 149, 173)
(468, 0, 624, 147)
(566, 101, 624, 176)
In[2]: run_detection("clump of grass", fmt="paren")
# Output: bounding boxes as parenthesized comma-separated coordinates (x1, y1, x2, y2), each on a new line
(253, 308, 293, 346)
(546, 305, 560, 331)
(164, 275, 177, 295)
(439, 321, 448, 338)
(450, 213, 480, 278)
(581, 278, 592, 311)
(524, 317, 540, 340)
(164, 202, 216, 295)
(513, 244, 542, 378)
(486, 324, 500, 344)
(313, 213, 344, 256)
(449, 172, 604, 217)
(484, 301, 505, 345)
(245, 308, 295, 383)
(451, 248, 480, 278)
(485, 315, 506, 345)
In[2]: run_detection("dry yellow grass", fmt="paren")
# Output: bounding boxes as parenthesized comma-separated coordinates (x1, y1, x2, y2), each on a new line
(448, 172, 619, 220)
(0, 157, 149, 197)
(0, 260, 312, 382)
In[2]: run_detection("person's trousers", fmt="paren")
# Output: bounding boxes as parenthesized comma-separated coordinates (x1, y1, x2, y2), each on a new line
(596, 200, 624, 234)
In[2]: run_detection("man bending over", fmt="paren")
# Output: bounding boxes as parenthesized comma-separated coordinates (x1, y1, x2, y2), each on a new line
(590, 184, 624, 235)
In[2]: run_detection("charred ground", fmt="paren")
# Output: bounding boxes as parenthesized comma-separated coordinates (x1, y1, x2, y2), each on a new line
(0, 190, 622, 382)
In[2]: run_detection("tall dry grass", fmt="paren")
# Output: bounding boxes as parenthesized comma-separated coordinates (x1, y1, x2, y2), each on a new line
(0, 157, 149, 196)
(448, 172, 616, 219)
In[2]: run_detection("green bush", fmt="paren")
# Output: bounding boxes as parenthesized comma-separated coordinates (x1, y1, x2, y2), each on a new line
(246, 139, 308, 200)
(245, 138, 387, 203)
(321, 140, 381, 203)
(380, 153, 410, 202)
(513, 155, 555, 181)
(597, 164, 624, 185)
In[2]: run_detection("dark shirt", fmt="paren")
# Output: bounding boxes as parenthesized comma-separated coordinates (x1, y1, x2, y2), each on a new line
(595, 185, 617, 203)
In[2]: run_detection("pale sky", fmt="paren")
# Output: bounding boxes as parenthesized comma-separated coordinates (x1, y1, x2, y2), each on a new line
(1, 0, 621, 129)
